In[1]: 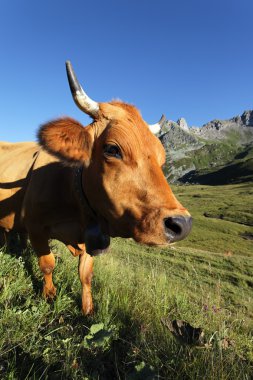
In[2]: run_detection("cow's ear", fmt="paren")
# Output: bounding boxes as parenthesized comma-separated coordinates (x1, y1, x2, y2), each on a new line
(38, 117, 94, 167)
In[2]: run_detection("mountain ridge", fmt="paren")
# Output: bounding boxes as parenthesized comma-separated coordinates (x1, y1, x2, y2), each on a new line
(160, 110, 253, 185)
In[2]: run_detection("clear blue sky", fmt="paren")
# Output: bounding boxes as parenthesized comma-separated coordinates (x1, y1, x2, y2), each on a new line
(0, 0, 252, 142)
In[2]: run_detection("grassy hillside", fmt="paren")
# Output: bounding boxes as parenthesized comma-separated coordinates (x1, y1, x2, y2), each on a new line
(174, 182, 253, 254)
(178, 145, 253, 185)
(0, 183, 253, 379)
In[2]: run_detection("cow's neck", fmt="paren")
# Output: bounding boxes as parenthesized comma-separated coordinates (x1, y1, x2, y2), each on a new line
(74, 167, 111, 256)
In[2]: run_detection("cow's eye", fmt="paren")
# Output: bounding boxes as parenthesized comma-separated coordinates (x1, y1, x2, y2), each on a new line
(103, 144, 122, 159)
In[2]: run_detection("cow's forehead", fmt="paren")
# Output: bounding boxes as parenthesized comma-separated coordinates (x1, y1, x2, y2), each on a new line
(100, 101, 143, 125)
(99, 101, 166, 165)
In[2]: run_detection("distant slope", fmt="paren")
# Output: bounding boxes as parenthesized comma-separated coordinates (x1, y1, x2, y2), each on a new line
(180, 145, 253, 185)
(160, 110, 253, 185)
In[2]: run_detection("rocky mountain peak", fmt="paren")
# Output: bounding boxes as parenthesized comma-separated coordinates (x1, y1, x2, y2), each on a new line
(190, 109, 253, 140)
(237, 110, 253, 126)
(177, 117, 189, 131)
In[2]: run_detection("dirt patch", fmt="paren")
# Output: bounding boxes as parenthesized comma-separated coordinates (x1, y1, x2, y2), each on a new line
(203, 212, 224, 220)
(240, 232, 253, 241)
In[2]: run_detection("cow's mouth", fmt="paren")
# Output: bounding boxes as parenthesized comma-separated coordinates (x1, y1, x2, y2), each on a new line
(85, 222, 110, 256)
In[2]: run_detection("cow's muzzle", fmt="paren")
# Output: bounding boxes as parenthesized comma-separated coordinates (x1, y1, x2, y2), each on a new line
(164, 216, 192, 243)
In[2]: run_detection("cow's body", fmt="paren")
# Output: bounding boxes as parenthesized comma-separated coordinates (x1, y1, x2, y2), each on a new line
(0, 143, 85, 244)
(0, 141, 100, 311)
(0, 62, 192, 314)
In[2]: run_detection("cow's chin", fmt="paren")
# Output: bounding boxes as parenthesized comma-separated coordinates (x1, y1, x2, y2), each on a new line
(131, 222, 171, 246)
(132, 233, 170, 246)
(85, 222, 110, 256)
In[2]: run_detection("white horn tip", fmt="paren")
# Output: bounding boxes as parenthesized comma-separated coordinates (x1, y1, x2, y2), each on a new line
(149, 114, 167, 134)
(149, 124, 162, 134)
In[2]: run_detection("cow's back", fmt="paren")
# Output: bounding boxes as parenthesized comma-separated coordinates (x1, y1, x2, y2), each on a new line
(0, 141, 39, 231)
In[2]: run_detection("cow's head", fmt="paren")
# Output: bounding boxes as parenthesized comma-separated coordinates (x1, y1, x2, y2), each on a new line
(38, 61, 192, 248)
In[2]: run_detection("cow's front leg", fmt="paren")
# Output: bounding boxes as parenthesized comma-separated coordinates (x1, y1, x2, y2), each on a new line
(38, 252, 56, 299)
(78, 252, 94, 315)
(29, 231, 57, 299)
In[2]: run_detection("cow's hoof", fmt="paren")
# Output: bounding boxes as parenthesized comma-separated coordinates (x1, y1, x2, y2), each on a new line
(82, 306, 94, 316)
(43, 285, 57, 299)
(82, 300, 94, 316)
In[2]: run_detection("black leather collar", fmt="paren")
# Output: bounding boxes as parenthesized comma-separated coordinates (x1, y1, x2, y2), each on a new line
(74, 167, 111, 256)
(74, 167, 97, 219)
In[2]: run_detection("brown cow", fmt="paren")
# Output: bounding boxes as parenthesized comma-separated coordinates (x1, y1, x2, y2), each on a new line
(0, 61, 192, 314)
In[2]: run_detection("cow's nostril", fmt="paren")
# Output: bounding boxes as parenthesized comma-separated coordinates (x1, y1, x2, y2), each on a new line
(164, 216, 192, 243)
(164, 217, 182, 236)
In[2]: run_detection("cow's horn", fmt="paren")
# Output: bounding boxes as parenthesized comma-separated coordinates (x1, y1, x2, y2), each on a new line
(66, 61, 99, 118)
(149, 114, 166, 134)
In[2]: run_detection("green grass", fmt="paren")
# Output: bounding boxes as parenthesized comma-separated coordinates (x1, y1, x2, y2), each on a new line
(0, 183, 253, 379)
